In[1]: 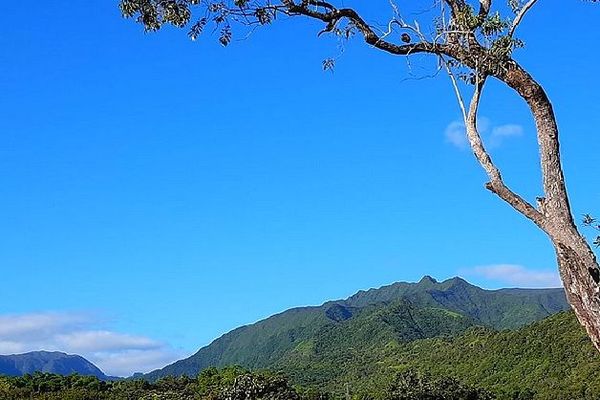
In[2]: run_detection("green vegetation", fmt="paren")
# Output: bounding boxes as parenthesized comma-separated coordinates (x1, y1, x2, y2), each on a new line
(3, 280, 594, 399)
(4, 312, 600, 399)
(276, 311, 600, 399)
(384, 370, 495, 400)
(0, 367, 493, 400)
(146, 277, 568, 381)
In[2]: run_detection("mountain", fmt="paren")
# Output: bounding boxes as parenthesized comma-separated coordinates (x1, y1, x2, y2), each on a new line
(144, 276, 569, 381)
(343, 276, 567, 329)
(1, 312, 599, 400)
(279, 311, 600, 399)
(0, 351, 108, 380)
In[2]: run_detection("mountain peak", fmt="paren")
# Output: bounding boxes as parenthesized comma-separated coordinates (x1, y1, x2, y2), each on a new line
(442, 276, 470, 287)
(419, 275, 438, 285)
(26, 350, 68, 357)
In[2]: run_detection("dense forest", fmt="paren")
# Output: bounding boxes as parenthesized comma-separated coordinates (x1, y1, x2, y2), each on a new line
(0, 367, 493, 400)
(275, 312, 600, 399)
(2, 311, 600, 400)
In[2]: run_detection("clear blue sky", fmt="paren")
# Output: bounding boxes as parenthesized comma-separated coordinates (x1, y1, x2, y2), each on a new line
(1, 1, 599, 376)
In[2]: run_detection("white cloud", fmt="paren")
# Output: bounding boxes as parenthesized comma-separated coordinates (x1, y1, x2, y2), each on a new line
(0, 341, 30, 354)
(490, 124, 524, 147)
(89, 349, 184, 378)
(462, 264, 562, 288)
(444, 119, 523, 150)
(491, 124, 523, 138)
(0, 312, 185, 377)
(445, 121, 468, 149)
(0, 312, 89, 341)
(55, 331, 162, 353)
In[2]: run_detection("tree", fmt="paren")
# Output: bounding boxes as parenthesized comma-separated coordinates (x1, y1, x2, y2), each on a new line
(385, 370, 495, 400)
(119, 0, 600, 351)
(195, 367, 301, 400)
(0, 377, 14, 399)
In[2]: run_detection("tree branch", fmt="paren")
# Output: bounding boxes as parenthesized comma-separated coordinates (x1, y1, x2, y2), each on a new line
(496, 60, 574, 226)
(444, 67, 547, 230)
(508, 0, 538, 37)
(478, 0, 491, 20)
(443, 0, 467, 18)
(287, 4, 447, 56)
(441, 57, 468, 122)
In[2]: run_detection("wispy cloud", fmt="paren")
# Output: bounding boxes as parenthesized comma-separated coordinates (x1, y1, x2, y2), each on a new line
(444, 121, 469, 149)
(461, 264, 562, 288)
(0, 312, 88, 340)
(489, 124, 524, 147)
(445, 119, 523, 150)
(92, 349, 183, 379)
(55, 331, 163, 353)
(0, 312, 185, 377)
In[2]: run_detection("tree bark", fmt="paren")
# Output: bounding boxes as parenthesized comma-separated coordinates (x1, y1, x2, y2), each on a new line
(555, 236, 600, 351)
(494, 61, 600, 351)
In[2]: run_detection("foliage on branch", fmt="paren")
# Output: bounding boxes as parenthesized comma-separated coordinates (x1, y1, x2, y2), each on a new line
(583, 214, 600, 247)
(118, 0, 530, 76)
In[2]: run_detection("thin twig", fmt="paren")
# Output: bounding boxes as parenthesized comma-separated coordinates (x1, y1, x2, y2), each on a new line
(441, 56, 467, 121)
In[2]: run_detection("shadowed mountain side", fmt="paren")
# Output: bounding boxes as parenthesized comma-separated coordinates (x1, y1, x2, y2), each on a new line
(0, 351, 109, 380)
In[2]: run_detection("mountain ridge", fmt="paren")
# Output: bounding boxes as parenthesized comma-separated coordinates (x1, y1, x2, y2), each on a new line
(0, 351, 109, 380)
(143, 276, 569, 381)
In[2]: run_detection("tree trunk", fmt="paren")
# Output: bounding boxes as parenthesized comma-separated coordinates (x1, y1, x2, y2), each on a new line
(554, 231, 600, 351)
(496, 61, 600, 351)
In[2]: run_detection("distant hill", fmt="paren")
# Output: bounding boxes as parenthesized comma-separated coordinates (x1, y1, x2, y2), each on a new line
(144, 276, 569, 381)
(0, 351, 108, 380)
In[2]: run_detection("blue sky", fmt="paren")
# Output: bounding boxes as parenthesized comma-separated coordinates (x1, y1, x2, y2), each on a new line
(1, 1, 599, 376)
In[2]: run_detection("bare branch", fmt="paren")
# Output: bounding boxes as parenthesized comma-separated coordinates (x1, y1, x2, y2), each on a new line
(508, 0, 538, 37)
(305, 0, 336, 10)
(448, 72, 547, 230)
(441, 57, 467, 122)
(287, 4, 446, 57)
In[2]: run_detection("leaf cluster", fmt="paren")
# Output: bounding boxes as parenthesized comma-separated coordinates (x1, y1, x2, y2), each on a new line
(120, 0, 282, 47)
(583, 214, 600, 247)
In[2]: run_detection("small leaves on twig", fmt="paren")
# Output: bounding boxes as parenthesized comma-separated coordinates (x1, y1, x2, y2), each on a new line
(255, 8, 274, 25)
(188, 17, 207, 40)
(480, 12, 510, 36)
(583, 214, 600, 247)
(219, 26, 232, 46)
(322, 58, 335, 72)
(584, 214, 597, 226)
(508, 0, 523, 13)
